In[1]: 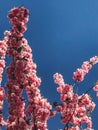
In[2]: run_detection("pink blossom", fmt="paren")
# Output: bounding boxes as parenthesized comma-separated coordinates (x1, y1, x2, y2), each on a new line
(93, 85, 98, 91)
(0, 60, 5, 68)
(0, 87, 5, 101)
(49, 111, 56, 117)
(0, 101, 3, 110)
(90, 56, 98, 65)
(81, 61, 92, 74)
(56, 106, 62, 113)
(73, 68, 85, 82)
(53, 73, 65, 85)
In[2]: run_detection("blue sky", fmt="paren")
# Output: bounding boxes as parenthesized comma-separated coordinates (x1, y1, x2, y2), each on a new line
(0, 0, 98, 130)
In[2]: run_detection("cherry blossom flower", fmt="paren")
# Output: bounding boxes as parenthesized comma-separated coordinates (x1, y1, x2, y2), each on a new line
(73, 68, 85, 82)
(93, 85, 98, 91)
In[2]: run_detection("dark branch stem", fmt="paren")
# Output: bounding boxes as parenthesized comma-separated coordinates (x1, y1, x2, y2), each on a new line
(84, 85, 94, 94)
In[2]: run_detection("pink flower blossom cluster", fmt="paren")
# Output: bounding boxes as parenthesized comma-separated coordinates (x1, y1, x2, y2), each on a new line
(0, 39, 7, 82)
(0, 7, 52, 130)
(53, 73, 96, 130)
(0, 25, 8, 126)
(93, 82, 98, 97)
(73, 56, 98, 82)
(0, 6, 97, 130)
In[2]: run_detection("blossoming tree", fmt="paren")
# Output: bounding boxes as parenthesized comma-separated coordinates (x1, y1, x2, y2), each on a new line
(0, 6, 98, 130)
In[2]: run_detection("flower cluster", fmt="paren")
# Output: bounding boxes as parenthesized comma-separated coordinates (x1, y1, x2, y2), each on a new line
(53, 73, 96, 130)
(0, 39, 7, 82)
(73, 56, 98, 97)
(0, 25, 8, 126)
(93, 82, 98, 97)
(73, 56, 98, 82)
(0, 7, 52, 130)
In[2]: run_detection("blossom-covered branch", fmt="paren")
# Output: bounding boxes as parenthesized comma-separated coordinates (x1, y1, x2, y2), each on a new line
(0, 7, 52, 130)
(53, 56, 98, 130)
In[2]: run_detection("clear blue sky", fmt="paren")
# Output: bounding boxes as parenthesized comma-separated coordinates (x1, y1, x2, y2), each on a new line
(0, 0, 98, 130)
